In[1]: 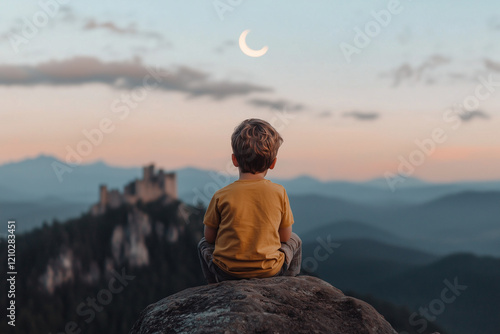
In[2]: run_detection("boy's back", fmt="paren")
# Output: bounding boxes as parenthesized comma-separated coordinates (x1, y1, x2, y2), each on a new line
(197, 118, 302, 283)
(204, 179, 294, 278)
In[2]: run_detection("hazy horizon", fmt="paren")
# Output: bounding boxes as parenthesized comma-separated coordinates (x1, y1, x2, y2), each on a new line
(4, 152, 500, 184)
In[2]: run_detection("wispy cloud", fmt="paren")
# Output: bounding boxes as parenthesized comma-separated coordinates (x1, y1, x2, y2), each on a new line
(484, 58, 500, 72)
(83, 19, 164, 41)
(343, 111, 379, 121)
(0, 5, 74, 42)
(383, 54, 452, 87)
(246, 98, 304, 111)
(317, 111, 332, 118)
(459, 110, 490, 122)
(0, 57, 272, 99)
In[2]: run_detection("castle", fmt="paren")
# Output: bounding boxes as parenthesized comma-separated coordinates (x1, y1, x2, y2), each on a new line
(91, 164, 177, 216)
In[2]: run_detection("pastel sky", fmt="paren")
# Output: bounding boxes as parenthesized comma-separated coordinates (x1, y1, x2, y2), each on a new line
(1, 0, 500, 181)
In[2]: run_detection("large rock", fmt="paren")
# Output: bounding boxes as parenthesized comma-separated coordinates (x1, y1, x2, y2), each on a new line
(130, 276, 397, 334)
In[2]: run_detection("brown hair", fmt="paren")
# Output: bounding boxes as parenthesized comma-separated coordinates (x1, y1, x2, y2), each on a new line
(231, 118, 283, 174)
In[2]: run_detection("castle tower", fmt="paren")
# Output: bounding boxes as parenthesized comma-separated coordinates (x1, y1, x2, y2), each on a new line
(99, 185, 108, 206)
(143, 164, 155, 181)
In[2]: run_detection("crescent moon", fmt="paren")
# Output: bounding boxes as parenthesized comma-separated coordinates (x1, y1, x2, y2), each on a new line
(239, 29, 268, 58)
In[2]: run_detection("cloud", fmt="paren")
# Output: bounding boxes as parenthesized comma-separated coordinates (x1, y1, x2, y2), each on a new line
(383, 54, 452, 87)
(317, 111, 332, 118)
(0, 57, 272, 99)
(484, 58, 500, 72)
(343, 111, 379, 121)
(84, 20, 134, 34)
(246, 98, 304, 112)
(0, 5, 74, 39)
(458, 110, 490, 122)
(83, 19, 172, 51)
(83, 19, 165, 42)
(0, 10, 171, 53)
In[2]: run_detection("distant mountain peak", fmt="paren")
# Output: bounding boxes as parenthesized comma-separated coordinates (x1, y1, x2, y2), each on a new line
(10, 153, 60, 165)
(34, 153, 59, 161)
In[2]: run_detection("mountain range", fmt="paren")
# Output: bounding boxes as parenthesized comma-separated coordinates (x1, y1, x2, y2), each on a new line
(0, 156, 498, 334)
(0, 194, 496, 334)
(2, 154, 500, 205)
(1, 155, 499, 257)
(303, 237, 500, 334)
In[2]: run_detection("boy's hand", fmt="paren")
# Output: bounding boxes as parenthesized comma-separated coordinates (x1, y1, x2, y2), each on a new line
(204, 225, 218, 244)
(279, 226, 292, 243)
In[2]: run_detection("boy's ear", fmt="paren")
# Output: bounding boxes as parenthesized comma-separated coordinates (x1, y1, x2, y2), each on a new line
(231, 154, 239, 167)
(269, 158, 277, 170)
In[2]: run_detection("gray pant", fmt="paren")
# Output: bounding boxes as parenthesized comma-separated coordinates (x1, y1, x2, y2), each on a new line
(198, 233, 302, 283)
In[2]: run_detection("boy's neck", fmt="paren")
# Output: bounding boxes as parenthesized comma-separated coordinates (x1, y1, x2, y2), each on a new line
(238, 170, 268, 180)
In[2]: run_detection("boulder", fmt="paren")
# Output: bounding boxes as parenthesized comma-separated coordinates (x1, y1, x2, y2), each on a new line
(130, 275, 397, 334)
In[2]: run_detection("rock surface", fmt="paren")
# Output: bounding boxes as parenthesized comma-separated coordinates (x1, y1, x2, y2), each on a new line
(130, 275, 397, 334)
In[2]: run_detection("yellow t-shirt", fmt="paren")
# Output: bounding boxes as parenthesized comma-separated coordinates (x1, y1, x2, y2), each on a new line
(203, 179, 294, 278)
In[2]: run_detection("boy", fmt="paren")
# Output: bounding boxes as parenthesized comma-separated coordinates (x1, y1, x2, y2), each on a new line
(198, 118, 302, 283)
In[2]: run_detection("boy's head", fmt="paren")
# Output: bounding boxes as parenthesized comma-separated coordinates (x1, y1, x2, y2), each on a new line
(231, 118, 283, 174)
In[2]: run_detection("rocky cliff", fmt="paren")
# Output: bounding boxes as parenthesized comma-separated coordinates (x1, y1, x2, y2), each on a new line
(130, 275, 398, 334)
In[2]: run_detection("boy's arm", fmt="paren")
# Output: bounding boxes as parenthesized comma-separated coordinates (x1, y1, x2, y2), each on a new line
(279, 188, 294, 243)
(203, 194, 221, 244)
(279, 226, 292, 242)
(204, 225, 218, 244)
